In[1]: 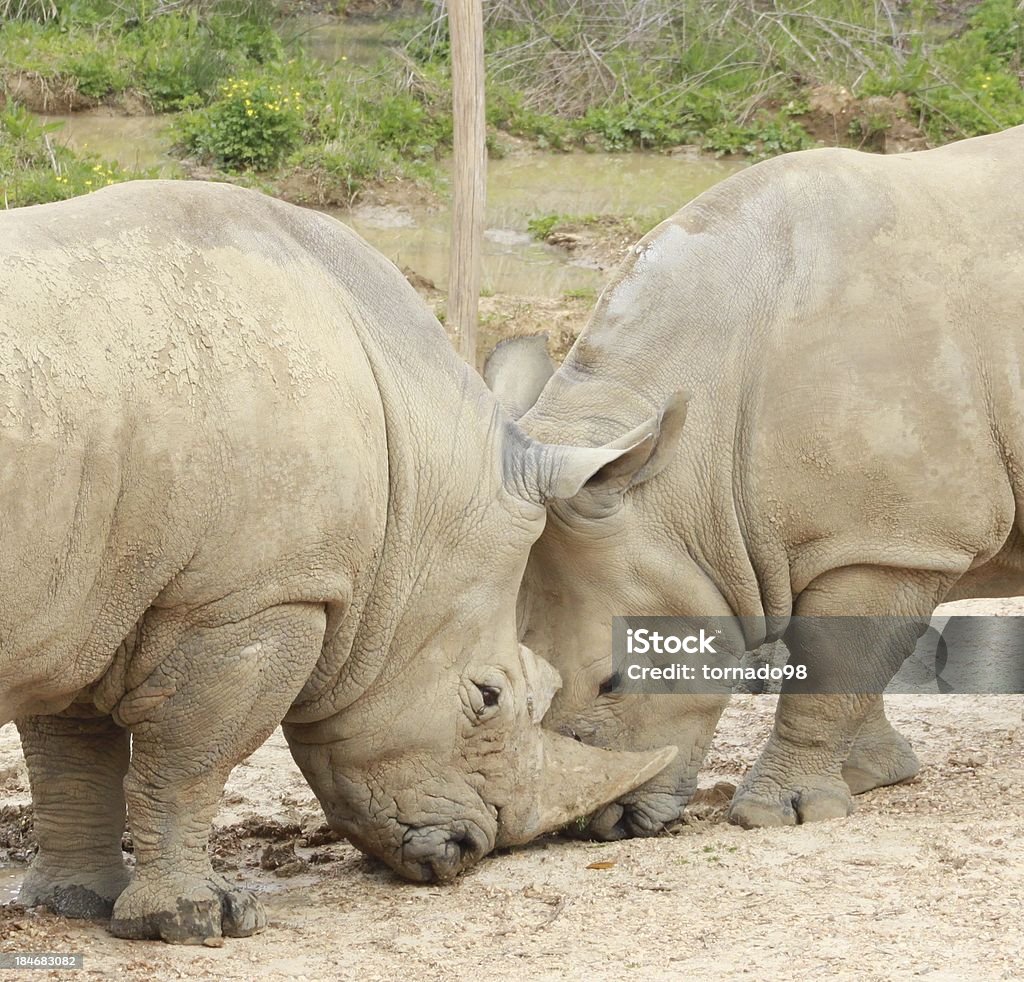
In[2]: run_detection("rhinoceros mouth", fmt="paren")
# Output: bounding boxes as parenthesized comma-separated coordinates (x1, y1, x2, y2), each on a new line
(397, 820, 492, 883)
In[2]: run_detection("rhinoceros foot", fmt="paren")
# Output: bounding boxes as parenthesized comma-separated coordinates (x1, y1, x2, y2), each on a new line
(842, 717, 920, 795)
(109, 872, 267, 944)
(19, 862, 131, 919)
(728, 774, 854, 829)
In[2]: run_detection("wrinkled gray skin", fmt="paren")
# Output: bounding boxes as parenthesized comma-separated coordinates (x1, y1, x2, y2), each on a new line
(487, 126, 1024, 839)
(0, 181, 675, 943)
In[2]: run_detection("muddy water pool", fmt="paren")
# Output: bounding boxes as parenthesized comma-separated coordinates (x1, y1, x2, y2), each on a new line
(35, 108, 743, 297)
(37, 111, 183, 177)
(284, 13, 397, 69)
(328, 152, 744, 296)
(0, 865, 23, 904)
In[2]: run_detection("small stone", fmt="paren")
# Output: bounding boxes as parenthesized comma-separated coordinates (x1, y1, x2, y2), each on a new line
(948, 751, 987, 768)
(273, 860, 306, 878)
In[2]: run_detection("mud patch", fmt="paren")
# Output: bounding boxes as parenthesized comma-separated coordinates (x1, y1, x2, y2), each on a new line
(795, 84, 929, 154)
(535, 214, 648, 271)
(0, 866, 22, 905)
(0, 805, 35, 864)
(35, 109, 182, 175)
(2, 71, 96, 113)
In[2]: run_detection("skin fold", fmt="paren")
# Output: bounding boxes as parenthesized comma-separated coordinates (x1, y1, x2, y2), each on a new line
(0, 181, 675, 944)
(487, 124, 1024, 839)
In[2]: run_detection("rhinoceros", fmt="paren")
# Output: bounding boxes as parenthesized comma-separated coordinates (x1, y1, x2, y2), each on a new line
(487, 124, 1024, 838)
(0, 180, 675, 943)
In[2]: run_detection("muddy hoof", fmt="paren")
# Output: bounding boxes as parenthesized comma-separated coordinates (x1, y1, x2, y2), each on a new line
(110, 873, 267, 944)
(19, 864, 130, 920)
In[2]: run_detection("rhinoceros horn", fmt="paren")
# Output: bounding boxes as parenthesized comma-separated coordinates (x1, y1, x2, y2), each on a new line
(494, 643, 677, 845)
(495, 734, 678, 846)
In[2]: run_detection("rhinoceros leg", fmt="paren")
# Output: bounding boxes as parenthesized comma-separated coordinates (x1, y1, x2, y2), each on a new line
(842, 694, 920, 795)
(729, 692, 868, 828)
(108, 602, 326, 944)
(729, 566, 953, 829)
(17, 713, 131, 918)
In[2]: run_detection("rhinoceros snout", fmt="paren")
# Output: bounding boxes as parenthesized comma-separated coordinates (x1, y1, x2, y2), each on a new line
(399, 823, 490, 882)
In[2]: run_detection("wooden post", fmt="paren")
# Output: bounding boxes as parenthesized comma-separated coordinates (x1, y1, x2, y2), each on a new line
(446, 0, 486, 367)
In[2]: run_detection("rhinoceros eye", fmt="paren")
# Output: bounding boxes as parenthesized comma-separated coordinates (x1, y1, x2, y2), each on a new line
(598, 672, 621, 696)
(477, 685, 500, 708)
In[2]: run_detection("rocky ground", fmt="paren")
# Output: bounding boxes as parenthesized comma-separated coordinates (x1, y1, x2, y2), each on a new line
(1, 598, 1021, 981)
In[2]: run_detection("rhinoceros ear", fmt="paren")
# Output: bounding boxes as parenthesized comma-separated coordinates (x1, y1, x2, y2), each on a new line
(484, 334, 555, 421)
(527, 391, 687, 510)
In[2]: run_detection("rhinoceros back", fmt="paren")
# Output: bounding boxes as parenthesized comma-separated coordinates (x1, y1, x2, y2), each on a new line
(0, 181, 388, 722)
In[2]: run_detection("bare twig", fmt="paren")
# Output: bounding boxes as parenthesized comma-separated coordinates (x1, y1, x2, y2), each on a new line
(43, 134, 60, 176)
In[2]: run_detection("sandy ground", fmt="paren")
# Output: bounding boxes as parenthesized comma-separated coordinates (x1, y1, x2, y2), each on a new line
(1, 599, 1022, 981)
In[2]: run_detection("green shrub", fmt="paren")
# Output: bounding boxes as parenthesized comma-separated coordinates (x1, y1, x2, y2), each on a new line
(178, 75, 305, 169)
(290, 69, 447, 199)
(373, 90, 448, 154)
(64, 48, 127, 99)
(968, 0, 1024, 62)
(526, 213, 560, 239)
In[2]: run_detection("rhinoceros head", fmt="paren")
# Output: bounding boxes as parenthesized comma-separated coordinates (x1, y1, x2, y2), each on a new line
(484, 336, 730, 840)
(283, 425, 677, 881)
(519, 408, 731, 838)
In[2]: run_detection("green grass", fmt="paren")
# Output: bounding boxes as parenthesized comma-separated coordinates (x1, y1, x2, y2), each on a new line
(526, 213, 561, 239)
(563, 286, 597, 301)
(860, 0, 1024, 142)
(277, 64, 450, 200)
(0, 102, 148, 206)
(0, 2, 286, 109)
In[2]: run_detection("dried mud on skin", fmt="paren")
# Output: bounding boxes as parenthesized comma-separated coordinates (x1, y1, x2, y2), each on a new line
(1, 615, 1023, 982)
